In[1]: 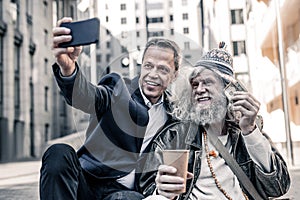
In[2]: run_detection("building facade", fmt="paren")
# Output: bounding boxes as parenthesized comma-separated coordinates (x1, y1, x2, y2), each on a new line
(0, 0, 55, 161)
(201, 0, 253, 89)
(249, 0, 300, 165)
(96, 0, 205, 79)
(0, 0, 86, 162)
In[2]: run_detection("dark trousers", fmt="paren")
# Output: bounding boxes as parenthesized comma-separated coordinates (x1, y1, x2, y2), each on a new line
(39, 143, 144, 200)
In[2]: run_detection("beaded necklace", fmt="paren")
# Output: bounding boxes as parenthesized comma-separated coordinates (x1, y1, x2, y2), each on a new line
(203, 131, 249, 200)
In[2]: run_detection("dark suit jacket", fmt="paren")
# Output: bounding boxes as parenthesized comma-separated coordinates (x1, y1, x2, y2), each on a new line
(53, 63, 172, 184)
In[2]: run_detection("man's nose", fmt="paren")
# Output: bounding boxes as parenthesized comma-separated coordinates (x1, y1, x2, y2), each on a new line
(195, 83, 206, 93)
(148, 67, 159, 77)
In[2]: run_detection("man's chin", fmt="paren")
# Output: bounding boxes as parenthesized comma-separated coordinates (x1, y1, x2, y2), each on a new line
(195, 104, 210, 111)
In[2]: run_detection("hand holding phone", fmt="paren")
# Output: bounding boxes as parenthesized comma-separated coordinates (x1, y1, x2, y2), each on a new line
(59, 18, 100, 48)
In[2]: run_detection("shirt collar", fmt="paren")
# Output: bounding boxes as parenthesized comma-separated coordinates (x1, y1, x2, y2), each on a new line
(139, 86, 164, 108)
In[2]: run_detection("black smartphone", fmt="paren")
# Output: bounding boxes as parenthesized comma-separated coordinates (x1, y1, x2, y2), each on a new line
(59, 17, 100, 48)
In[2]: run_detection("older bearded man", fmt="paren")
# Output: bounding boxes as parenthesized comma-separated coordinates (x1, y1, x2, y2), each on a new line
(139, 42, 290, 200)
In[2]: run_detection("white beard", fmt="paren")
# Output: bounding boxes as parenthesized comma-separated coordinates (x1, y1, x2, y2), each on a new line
(190, 93, 227, 125)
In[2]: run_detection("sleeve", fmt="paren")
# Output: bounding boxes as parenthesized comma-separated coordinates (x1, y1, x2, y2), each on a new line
(242, 127, 273, 172)
(243, 129, 291, 198)
(139, 143, 164, 197)
(52, 62, 115, 115)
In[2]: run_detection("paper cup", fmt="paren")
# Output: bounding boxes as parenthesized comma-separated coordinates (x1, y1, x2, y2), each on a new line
(162, 149, 189, 193)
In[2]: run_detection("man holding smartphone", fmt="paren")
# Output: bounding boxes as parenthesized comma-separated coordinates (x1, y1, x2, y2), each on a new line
(39, 17, 181, 200)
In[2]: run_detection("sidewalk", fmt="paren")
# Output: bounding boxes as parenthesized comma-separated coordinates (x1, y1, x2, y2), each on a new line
(0, 160, 299, 200)
(0, 160, 41, 200)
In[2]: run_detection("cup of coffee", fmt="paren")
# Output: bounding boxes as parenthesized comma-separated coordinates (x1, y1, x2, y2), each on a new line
(162, 149, 189, 193)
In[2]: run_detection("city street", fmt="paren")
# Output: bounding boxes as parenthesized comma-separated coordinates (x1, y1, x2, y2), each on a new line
(0, 159, 299, 199)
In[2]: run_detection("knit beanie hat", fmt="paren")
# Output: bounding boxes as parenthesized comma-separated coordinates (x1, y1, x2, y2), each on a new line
(194, 42, 234, 78)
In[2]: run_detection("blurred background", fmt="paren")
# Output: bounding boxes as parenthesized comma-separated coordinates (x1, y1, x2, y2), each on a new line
(0, 0, 299, 170)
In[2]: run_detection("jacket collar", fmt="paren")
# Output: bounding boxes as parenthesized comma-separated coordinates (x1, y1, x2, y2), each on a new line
(185, 123, 202, 149)
(130, 76, 172, 111)
(185, 120, 241, 150)
(130, 76, 147, 107)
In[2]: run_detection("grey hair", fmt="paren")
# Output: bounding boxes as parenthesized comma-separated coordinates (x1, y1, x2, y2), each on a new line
(168, 66, 194, 121)
(169, 66, 228, 121)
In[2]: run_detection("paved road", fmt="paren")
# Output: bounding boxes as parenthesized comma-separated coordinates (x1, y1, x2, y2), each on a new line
(0, 160, 299, 200)
(0, 160, 40, 200)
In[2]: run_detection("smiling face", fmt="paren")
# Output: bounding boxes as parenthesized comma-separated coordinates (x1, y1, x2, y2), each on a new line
(139, 46, 177, 104)
(189, 67, 227, 125)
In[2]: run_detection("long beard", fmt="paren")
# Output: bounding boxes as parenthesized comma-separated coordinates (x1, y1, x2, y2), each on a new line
(190, 93, 227, 125)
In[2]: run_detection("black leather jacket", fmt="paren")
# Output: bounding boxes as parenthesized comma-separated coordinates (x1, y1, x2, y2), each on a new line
(139, 121, 291, 200)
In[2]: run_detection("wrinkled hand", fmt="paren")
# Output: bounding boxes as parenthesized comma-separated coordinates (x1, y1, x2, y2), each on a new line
(52, 17, 82, 76)
(156, 165, 193, 199)
(231, 91, 261, 135)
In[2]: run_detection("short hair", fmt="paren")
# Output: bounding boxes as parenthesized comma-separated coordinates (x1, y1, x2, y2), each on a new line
(142, 38, 181, 71)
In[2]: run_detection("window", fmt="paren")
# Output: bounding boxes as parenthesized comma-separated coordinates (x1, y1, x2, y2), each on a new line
(70, 5, 75, 19)
(136, 31, 140, 37)
(96, 54, 102, 63)
(106, 16, 109, 22)
(184, 55, 191, 59)
(106, 41, 110, 48)
(170, 15, 173, 21)
(44, 58, 48, 74)
(44, 86, 48, 111)
(232, 41, 246, 56)
(14, 45, 21, 116)
(10, 0, 20, 27)
(120, 3, 126, 10)
(136, 17, 139, 24)
(26, 0, 33, 16)
(44, 29, 48, 45)
(231, 9, 244, 24)
(29, 71, 34, 110)
(147, 3, 163, 10)
(148, 17, 163, 23)
(170, 29, 174, 35)
(14, 76, 20, 110)
(43, 0, 48, 17)
(148, 31, 164, 37)
(184, 42, 190, 50)
(121, 31, 128, 38)
(121, 17, 127, 24)
(182, 13, 188, 20)
(0, 0, 3, 18)
(106, 54, 111, 62)
(106, 29, 110, 35)
(183, 27, 189, 34)
(106, 66, 110, 74)
(45, 123, 49, 142)
(121, 46, 127, 53)
(59, 93, 67, 117)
